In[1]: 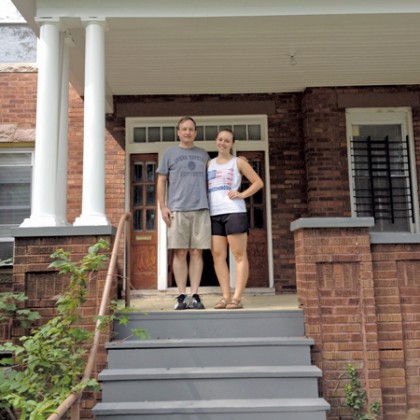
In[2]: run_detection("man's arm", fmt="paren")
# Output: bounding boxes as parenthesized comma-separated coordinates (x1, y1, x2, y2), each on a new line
(157, 174, 172, 227)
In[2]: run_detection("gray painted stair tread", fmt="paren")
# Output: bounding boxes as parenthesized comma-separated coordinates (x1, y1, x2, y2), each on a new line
(93, 398, 330, 413)
(107, 336, 314, 349)
(99, 365, 322, 380)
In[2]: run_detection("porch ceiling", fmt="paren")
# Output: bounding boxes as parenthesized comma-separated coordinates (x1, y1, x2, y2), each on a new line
(11, 1, 420, 103)
(101, 13, 420, 96)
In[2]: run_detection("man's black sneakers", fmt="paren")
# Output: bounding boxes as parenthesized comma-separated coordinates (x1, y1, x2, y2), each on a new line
(189, 294, 205, 310)
(174, 294, 188, 310)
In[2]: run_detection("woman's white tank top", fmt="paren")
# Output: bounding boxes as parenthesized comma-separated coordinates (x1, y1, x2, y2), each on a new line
(207, 157, 246, 216)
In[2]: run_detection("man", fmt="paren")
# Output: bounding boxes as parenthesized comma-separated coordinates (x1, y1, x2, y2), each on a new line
(157, 116, 211, 309)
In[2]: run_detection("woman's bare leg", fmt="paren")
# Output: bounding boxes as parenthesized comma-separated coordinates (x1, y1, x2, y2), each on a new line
(211, 235, 231, 301)
(227, 233, 248, 302)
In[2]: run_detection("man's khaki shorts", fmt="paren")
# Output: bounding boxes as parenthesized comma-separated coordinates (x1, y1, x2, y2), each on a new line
(168, 209, 211, 249)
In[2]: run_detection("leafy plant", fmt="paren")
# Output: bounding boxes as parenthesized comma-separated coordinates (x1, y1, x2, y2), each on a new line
(96, 299, 150, 340)
(343, 363, 381, 420)
(0, 260, 37, 338)
(0, 240, 110, 419)
(0, 292, 40, 332)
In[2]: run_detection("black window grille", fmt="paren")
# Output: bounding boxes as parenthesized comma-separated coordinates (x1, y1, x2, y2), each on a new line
(351, 135, 414, 232)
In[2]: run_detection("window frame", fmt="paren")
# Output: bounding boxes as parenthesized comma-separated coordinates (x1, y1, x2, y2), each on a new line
(346, 107, 419, 234)
(0, 148, 34, 263)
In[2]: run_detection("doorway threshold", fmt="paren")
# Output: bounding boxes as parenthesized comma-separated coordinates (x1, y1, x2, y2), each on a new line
(130, 287, 276, 299)
(128, 289, 298, 312)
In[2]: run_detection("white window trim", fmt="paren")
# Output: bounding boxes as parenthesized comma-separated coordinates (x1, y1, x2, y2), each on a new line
(125, 115, 273, 291)
(345, 107, 419, 234)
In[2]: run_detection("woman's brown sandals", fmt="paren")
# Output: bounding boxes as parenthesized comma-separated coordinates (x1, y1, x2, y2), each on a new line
(226, 298, 243, 309)
(214, 298, 228, 309)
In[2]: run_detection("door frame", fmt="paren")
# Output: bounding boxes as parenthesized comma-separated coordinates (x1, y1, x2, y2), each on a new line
(125, 115, 273, 290)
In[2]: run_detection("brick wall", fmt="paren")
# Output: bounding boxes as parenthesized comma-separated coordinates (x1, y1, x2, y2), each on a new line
(12, 234, 115, 419)
(372, 243, 420, 418)
(0, 70, 37, 146)
(0, 71, 37, 128)
(268, 93, 307, 292)
(294, 223, 420, 419)
(302, 88, 351, 217)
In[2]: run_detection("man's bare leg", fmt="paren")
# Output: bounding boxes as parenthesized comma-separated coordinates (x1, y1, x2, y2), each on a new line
(188, 248, 203, 295)
(173, 249, 188, 294)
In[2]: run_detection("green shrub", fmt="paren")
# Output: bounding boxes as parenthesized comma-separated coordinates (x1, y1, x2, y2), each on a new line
(0, 240, 109, 420)
(0, 292, 41, 332)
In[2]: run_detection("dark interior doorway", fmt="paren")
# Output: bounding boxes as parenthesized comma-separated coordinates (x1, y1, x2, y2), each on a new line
(167, 249, 220, 287)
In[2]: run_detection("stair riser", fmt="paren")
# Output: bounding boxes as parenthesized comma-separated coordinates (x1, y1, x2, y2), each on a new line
(107, 345, 311, 369)
(113, 311, 304, 340)
(101, 377, 320, 402)
(94, 411, 328, 420)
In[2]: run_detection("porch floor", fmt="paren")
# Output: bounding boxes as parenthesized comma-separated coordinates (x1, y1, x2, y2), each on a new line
(129, 288, 299, 312)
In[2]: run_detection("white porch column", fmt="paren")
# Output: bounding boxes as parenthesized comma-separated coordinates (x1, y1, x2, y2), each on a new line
(56, 33, 72, 226)
(74, 19, 110, 226)
(21, 19, 63, 227)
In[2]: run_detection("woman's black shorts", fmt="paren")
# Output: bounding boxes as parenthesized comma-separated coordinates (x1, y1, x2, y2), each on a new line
(210, 212, 248, 236)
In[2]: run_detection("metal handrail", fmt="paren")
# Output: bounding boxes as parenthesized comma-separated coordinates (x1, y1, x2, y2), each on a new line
(48, 212, 132, 420)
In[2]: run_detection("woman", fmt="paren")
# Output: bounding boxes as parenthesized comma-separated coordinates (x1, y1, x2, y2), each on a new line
(207, 129, 264, 309)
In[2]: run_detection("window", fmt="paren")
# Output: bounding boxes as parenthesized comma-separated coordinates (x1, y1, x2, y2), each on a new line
(132, 122, 262, 143)
(0, 150, 33, 261)
(346, 108, 418, 233)
(241, 154, 265, 229)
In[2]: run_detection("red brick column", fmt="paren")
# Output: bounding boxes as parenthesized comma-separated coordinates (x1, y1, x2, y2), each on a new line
(292, 218, 382, 420)
(12, 227, 117, 419)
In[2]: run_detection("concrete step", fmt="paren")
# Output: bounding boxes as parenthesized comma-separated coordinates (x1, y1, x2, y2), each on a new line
(113, 309, 305, 340)
(106, 336, 314, 368)
(99, 366, 322, 402)
(93, 398, 330, 420)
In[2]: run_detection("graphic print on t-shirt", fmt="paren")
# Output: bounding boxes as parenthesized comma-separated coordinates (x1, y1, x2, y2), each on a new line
(208, 168, 234, 193)
(176, 154, 208, 179)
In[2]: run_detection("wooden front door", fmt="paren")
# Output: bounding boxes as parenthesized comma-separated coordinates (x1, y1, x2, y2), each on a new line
(130, 154, 158, 289)
(241, 151, 268, 287)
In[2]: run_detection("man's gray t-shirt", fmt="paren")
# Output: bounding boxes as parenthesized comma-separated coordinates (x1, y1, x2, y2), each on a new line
(157, 146, 209, 211)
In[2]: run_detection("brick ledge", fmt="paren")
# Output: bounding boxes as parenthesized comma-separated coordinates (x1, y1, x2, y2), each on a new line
(290, 217, 374, 231)
(11, 225, 116, 237)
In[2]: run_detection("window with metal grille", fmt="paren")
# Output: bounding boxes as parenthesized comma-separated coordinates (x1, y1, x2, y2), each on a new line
(347, 109, 418, 233)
